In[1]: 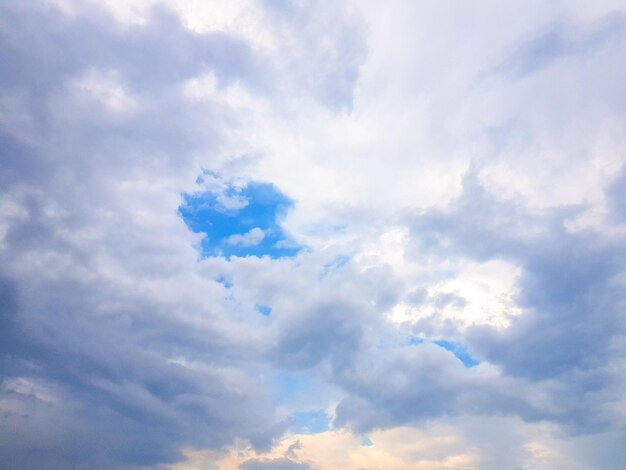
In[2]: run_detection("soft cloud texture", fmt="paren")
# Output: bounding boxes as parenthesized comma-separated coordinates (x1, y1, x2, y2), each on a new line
(1, 1, 626, 469)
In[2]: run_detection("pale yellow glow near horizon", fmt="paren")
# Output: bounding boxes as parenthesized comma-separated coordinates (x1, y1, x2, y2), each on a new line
(172, 426, 478, 470)
(169, 416, 585, 470)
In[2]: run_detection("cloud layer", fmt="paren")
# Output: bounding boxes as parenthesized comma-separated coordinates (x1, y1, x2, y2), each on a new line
(1, 1, 626, 469)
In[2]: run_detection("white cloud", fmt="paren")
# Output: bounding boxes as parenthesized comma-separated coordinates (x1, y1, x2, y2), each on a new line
(226, 227, 265, 247)
(388, 258, 523, 329)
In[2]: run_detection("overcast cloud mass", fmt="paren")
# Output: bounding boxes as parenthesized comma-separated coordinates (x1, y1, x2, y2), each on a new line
(1, 1, 626, 469)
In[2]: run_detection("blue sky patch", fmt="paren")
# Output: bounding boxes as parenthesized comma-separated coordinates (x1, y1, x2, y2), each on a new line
(290, 410, 329, 434)
(274, 371, 315, 404)
(255, 304, 272, 316)
(179, 175, 302, 259)
(215, 275, 233, 288)
(434, 340, 480, 368)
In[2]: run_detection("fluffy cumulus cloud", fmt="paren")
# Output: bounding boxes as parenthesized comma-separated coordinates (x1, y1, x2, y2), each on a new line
(1, 0, 626, 469)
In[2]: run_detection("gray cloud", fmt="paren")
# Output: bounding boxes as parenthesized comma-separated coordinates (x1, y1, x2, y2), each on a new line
(0, 1, 367, 468)
(325, 164, 626, 442)
(239, 457, 311, 470)
(404, 172, 625, 380)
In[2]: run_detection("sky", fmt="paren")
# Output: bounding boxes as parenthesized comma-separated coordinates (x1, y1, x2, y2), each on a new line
(1, 0, 626, 469)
